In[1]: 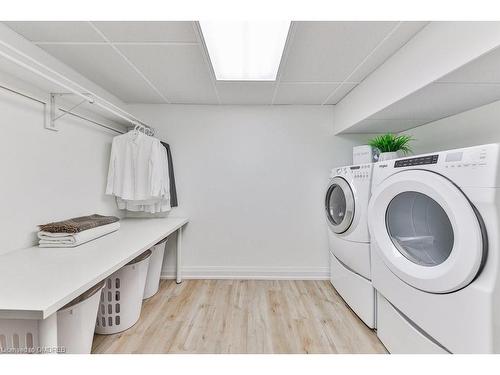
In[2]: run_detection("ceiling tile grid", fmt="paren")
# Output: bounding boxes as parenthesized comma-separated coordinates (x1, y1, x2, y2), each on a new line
(91, 21, 198, 43)
(4, 21, 218, 104)
(216, 81, 275, 105)
(40, 43, 166, 103)
(272, 21, 426, 106)
(279, 21, 398, 82)
(4, 21, 104, 42)
(116, 44, 219, 104)
(3, 21, 426, 105)
(273, 82, 340, 105)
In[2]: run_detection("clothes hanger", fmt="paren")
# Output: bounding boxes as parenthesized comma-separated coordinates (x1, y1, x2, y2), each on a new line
(129, 123, 154, 138)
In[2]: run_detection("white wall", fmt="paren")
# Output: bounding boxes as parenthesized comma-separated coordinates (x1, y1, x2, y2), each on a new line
(401, 99, 500, 154)
(129, 104, 369, 279)
(0, 83, 120, 254)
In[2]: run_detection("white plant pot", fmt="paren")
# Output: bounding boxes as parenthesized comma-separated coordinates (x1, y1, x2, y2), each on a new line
(378, 151, 402, 161)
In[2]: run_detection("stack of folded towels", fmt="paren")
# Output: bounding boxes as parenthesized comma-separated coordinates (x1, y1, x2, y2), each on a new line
(38, 214, 120, 248)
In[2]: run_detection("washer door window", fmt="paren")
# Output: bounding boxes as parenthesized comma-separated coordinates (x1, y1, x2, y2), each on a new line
(368, 170, 486, 293)
(325, 177, 355, 234)
(386, 192, 454, 267)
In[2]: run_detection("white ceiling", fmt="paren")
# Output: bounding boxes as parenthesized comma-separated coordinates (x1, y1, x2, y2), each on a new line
(3, 21, 427, 105)
(349, 45, 500, 133)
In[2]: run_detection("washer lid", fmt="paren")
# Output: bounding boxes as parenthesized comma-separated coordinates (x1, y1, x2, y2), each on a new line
(325, 176, 355, 234)
(368, 170, 486, 293)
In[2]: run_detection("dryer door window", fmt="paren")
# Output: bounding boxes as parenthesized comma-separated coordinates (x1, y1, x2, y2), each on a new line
(325, 177, 355, 234)
(386, 191, 454, 267)
(368, 170, 486, 293)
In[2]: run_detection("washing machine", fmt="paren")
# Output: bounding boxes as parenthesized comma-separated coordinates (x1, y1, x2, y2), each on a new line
(368, 143, 500, 353)
(325, 163, 375, 328)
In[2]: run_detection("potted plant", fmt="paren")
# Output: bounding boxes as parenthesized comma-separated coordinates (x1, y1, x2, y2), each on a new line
(368, 133, 414, 161)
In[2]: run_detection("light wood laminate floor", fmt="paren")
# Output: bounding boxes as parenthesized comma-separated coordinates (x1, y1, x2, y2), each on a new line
(92, 279, 386, 354)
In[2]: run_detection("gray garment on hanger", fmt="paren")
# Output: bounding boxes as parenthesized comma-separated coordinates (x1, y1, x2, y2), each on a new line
(160, 141, 178, 207)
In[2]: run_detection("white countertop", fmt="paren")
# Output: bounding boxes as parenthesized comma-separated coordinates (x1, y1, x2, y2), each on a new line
(0, 217, 188, 320)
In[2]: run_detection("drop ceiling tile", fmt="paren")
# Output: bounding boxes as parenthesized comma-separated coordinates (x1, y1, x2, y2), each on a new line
(371, 82, 500, 120)
(273, 83, 339, 104)
(280, 21, 398, 82)
(39, 44, 165, 103)
(4, 21, 104, 42)
(347, 119, 428, 133)
(437, 46, 500, 84)
(216, 81, 275, 104)
(350, 21, 428, 82)
(323, 83, 358, 104)
(92, 21, 197, 43)
(117, 44, 218, 104)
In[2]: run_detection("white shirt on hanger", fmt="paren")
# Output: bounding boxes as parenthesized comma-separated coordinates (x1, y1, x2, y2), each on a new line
(106, 131, 171, 213)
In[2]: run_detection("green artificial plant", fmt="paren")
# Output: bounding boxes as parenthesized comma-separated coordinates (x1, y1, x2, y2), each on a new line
(368, 133, 414, 155)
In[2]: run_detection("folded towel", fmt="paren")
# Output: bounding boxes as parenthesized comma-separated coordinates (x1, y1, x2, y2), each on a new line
(38, 222, 120, 248)
(38, 214, 119, 234)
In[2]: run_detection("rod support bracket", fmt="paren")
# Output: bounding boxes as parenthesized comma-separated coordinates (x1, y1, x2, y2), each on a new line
(46, 92, 94, 131)
(44, 93, 58, 131)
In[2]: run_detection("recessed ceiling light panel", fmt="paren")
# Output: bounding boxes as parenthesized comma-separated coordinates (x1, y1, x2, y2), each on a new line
(200, 21, 290, 81)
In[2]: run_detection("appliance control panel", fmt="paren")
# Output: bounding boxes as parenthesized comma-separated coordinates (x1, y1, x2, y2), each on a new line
(443, 148, 488, 168)
(373, 144, 498, 188)
(394, 154, 438, 168)
(389, 147, 490, 171)
(351, 164, 372, 179)
(331, 164, 372, 179)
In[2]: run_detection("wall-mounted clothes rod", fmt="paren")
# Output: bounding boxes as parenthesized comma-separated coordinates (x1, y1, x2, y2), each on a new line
(0, 82, 45, 104)
(0, 39, 155, 134)
(59, 108, 125, 134)
(0, 83, 125, 134)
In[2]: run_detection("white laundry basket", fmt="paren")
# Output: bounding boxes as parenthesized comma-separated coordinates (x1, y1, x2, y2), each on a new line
(57, 280, 105, 354)
(0, 281, 104, 354)
(143, 238, 168, 299)
(0, 319, 39, 354)
(95, 250, 151, 334)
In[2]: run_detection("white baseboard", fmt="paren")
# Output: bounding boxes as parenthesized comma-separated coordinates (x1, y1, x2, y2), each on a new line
(160, 266, 329, 280)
